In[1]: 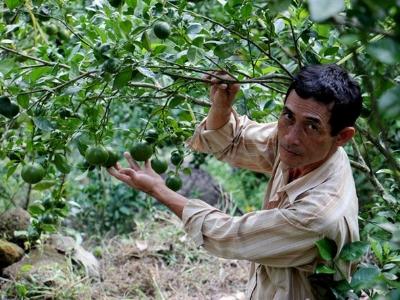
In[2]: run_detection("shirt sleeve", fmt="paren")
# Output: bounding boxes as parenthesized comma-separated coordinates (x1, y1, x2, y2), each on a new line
(186, 110, 278, 174)
(182, 198, 322, 268)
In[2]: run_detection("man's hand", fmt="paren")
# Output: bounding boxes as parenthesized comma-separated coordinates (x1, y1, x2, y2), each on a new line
(204, 72, 240, 130)
(107, 152, 165, 196)
(205, 72, 240, 108)
(107, 152, 188, 219)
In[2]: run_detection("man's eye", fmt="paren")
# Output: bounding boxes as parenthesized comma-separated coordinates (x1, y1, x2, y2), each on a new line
(283, 112, 293, 120)
(307, 123, 319, 131)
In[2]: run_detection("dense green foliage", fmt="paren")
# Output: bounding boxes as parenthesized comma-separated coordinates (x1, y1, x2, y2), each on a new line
(0, 0, 399, 298)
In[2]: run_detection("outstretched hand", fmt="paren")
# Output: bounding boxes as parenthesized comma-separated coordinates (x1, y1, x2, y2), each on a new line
(107, 152, 165, 195)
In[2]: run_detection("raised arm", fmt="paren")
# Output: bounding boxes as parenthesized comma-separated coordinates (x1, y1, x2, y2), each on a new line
(188, 73, 278, 174)
(205, 72, 239, 130)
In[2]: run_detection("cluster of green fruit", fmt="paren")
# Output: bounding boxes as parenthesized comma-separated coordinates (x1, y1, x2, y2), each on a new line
(129, 130, 183, 192)
(0, 96, 20, 119)
(107, 0, 171, 40)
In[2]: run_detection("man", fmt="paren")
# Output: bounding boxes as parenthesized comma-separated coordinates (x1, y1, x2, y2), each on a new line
(108, 64, 362, 299)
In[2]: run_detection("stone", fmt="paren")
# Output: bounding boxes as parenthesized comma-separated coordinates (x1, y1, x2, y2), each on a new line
(47, 234, 100, 278)
(0, 239, 24, 269)
(2, 234, 100, 280)
(0, 207, 31, 243)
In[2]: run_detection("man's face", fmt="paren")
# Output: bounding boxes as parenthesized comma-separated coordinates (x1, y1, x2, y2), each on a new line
(277, 90, 338, 170)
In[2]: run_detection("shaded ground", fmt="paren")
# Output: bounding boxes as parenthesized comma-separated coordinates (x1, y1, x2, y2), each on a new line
(91, 211, 248, 299)
(1, 211, 248, 299)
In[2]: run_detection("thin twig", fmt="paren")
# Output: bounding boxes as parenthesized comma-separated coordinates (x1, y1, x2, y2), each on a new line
(168, 2, 294, 79)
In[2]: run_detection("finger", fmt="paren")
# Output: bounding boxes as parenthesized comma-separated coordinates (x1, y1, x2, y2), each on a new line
(219, 83, 228, 90)
(144, 159, 151, 170)
(115, 162, 122, 170)
(107, 167, 131, 182)
(202, 73, 212, 81)
(119, 168, 137, 179)
(124, 152, 140, 171)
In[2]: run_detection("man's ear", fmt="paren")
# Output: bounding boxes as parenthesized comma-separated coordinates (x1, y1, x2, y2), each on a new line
(335, 127, 355, 147)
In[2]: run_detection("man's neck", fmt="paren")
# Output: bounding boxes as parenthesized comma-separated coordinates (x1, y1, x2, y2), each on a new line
(287, 146, 338, 182)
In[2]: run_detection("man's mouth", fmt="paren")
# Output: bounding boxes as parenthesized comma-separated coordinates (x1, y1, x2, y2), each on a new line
(280, 144, 301, 156)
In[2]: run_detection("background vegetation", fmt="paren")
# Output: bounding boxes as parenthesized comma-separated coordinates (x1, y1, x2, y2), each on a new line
(0, 0, 399, 298)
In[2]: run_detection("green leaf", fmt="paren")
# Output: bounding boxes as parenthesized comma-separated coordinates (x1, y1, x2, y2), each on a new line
(187, 23, 202, 36)
(141, 31, 152, 51)
(33, 117, 55, 131)
(308, 0, 344, 22)
(268, 0, 291, 13)
(377, 85, 400, 118)
(0, 58, 15, 75)
(315, 237, 337, 261)
(120, 20, 132, 35)
(367, 38, 400, 65)
(17, 94, 29, 109)
(33, 180, 55, 191)
(240, 2, 252, 19)
(54, 154, 71, 174)
(315, 263, 336, 274)
(187, 46, 204, 63)
(339, 241, 369, 261)
(113, 68, 133, 90)
(6, 163, 18, 178)
(214, 44, 232, 59)
(28, 66, 52, 83)
(41, 224, 57, 233)
(169, 96, 185, 108)
(350, 266, 380, 290)
(5, 0, 23, 9)
(137, 67, 155, 79)
(28, 204, 45, 216)
(126, 0, 137, 8)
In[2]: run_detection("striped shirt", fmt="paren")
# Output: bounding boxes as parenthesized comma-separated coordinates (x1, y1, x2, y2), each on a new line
(184, 111, 359, 300)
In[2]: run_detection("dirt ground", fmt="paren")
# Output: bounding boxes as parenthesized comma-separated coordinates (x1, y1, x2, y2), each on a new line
(90, 211, 249, 300)
(1, 210, 249, 299)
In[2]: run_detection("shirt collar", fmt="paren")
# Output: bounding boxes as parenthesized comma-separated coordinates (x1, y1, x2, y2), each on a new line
(277, 147, 345, 204)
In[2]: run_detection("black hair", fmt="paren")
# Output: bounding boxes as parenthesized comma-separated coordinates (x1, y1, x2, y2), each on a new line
(285, 64, 362, 136)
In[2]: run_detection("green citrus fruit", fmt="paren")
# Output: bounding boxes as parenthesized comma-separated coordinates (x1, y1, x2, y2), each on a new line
(108, 0, 124, 8)
(103, 58, 120, 74)
(57, 28, 69, 40)
(42, 198, 53, 210)
(21, 163, 46, 184)
(165, 175, 182, 191)
(0, 96, 20, 119)
(130, 142, 153, 161)
(94, 43, 111, 61)
(41, 214, 57, 224)
(153, 21, 171, 39)
(54, 199, 67, 209)
(151, 158, 168, 174)
(7, 148, 25, 162)
(170, 151, 183, 166)
(59, 108, 73, 118)
(102, 147, 119, 168)
(145, 129, 159, 144)
(27, 227, 41, 241)
(44, 24, 59, 35)
(85, 145, 109, 165)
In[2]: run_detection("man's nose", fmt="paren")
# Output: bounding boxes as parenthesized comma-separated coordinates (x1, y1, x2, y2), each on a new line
(285, 124, 302, 145)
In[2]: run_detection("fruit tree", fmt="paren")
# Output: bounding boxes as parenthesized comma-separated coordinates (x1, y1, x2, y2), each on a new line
(0, 0, 399, 297)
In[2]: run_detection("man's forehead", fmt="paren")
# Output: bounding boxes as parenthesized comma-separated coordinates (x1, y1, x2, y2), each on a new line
(285, 91, 331, 124)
